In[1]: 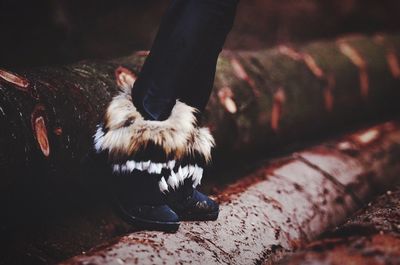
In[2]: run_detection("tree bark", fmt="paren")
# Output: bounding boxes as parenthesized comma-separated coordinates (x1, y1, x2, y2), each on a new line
(1, 34, 400, 196)
(60, 121, 400, 265)
(278, 187, 400, 265)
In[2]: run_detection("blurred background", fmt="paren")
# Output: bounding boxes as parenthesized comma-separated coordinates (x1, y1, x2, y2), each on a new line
(2, 0, 400, 69)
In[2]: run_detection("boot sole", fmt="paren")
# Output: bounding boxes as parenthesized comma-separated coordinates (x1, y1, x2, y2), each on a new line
(179, 210, 219, 221)
(115, 203, 180, 233)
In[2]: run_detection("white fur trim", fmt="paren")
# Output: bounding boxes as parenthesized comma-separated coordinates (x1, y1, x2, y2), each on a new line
(135, 162, 143, 171)
(167, 171, 179, 190)
(176, 166, 184, 184)
(93, 89, 214, 191)
(189, 127, 215, 163)
(94, 126, 105, 153)
(120, 164, 129, 174)
(113, 164, 120, 174)
(114, 160, 172, 175)
(159, 177, 169, 193)
(148, 163, 159, 174)
(192, 165, 204, 188)
(126, 160, 136, 172)
(181, 166, 189, 182)
(188, 165, 196, 177)
(110, 159, 205, 191)
(142, 160, 151, 170)
(168, 160, 176, 169)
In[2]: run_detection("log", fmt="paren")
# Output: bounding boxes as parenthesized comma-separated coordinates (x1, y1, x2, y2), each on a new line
(60, 121, 400, 265)
(278, 187, 400, 265)
(1, 34, 400, 198)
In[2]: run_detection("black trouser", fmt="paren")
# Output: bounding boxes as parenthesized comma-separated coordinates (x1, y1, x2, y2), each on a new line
(132, 0, 239, 120)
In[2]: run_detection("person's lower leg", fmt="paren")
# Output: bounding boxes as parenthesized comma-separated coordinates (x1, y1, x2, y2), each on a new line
(132, 0, 239, 120)
(97, 0, 239, 229)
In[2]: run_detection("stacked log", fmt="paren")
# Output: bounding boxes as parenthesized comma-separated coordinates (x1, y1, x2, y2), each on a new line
(61, 121, 400, 265)
(278, 187, 400, 265)
(1, 34, 400, 195)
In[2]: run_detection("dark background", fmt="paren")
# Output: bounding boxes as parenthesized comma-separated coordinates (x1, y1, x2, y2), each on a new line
(1, 0, 400, 69)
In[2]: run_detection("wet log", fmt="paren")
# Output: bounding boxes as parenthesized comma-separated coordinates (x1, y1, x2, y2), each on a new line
(1, 34, 400, 198)
(278, 187, 400, 265)
(60, 121, 400, 265)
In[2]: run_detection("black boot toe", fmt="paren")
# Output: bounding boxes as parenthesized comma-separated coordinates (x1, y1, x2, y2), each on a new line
(116, 202, 180, 232)
(168, 187, 220, 221)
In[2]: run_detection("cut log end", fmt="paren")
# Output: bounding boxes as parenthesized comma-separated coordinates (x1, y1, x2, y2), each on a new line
(0, 69, 30, 90)
(34, 116, 50, 157)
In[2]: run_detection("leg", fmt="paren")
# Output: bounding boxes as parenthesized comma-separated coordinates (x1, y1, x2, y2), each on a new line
(141, 0, 239, 220)
(177, 0, 238, 113)
(95, 0, 239, 232)
(132, 0, 239, 120)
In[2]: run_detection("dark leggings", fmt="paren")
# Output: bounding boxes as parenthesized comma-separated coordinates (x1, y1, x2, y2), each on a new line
(132, 0, 239, 120)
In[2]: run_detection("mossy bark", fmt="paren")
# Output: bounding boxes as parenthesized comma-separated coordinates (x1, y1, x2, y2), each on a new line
(0, 34, 400, 195)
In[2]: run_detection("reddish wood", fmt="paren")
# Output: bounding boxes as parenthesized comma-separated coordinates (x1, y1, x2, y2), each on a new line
(278, 187, 400, 265)
(61, 121, 400, 265)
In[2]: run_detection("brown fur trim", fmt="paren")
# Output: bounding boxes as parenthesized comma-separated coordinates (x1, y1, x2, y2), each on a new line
(189, 127, 215, 163)
(95, 90, 199, 160)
